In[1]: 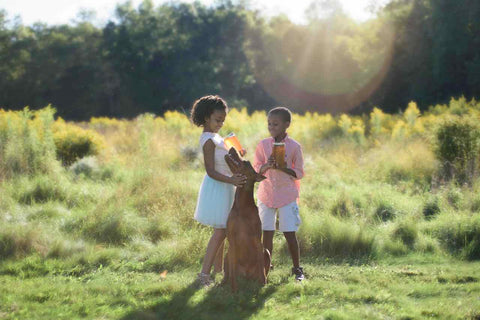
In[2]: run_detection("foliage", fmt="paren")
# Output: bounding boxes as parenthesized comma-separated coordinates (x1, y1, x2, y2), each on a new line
(0, 225, 45, 259)
(299, 214, 376, 261)
(428, 214, 480, 260)
(374, 0, 480, 112)
(1, 1, 478, 118)
(392, 220, 418, 249)
(0, 107, 59, 178)
(422, 195, 441, 219)
(434, 116, 480, 185)
(374, 200, 397, 222)
(53, 118, 105, 166)
(1, 100, 480, 318)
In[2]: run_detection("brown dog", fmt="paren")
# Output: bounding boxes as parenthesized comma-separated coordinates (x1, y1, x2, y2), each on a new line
(223, 147, 271, 292)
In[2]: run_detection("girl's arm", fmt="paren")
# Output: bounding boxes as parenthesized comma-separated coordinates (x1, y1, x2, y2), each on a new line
(203, 140, 246, 187)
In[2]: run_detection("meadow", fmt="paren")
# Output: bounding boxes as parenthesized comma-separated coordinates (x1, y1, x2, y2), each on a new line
(1, 98, 480, 319)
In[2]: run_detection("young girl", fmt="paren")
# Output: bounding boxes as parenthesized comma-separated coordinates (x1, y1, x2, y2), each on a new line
(191, 95, 247, 287)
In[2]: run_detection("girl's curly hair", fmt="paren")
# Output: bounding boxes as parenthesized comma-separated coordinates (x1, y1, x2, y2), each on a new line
(190, 95, 229, 127)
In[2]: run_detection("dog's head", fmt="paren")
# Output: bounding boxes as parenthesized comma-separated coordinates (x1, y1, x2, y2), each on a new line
(225, 147, 266, 183)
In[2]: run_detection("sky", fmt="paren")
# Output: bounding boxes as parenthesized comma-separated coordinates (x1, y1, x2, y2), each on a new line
(0, 0, 388, 26)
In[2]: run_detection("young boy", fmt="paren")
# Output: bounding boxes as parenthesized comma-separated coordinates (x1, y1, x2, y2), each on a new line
(253, 107, 305, 281)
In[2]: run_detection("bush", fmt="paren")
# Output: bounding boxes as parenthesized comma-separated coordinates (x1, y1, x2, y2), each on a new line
(27, 203, 69, 221)
(0, 226, 45, 259)
(470, 196, 480, 213)
(0, 107, 59, 178)
(429, 214, 480, 260)
(363, 141, 436, 189)
(434, 117, 480, 185)
(69, 157, 123, 182)
(79, 208, 143, 245)
(330, 193, 356, 218)
(15, 175, 68, 204)
(392, 220, 418, 249)
(446, 186, 464, 209)
(379, 239, 409, 256)
(145, 217, 174, 243)
(46, 239, 86, 259)
(70, 156, 99, 177)
(423, 196, 441, 219)
(374, 200, 397, 222)
(299, 214, 376, 261)
(179, 146, 201, 168)
(53, 118, 105, 166)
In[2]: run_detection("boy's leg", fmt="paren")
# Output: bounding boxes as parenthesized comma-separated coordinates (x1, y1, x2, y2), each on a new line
(284, 231, 304, 280)
(263, 231, 274, 258)
(278, 201, 304, 280)
(283, 232, 300, 268)
(278, 201, 302, 267)
(258, 200, 276, 262)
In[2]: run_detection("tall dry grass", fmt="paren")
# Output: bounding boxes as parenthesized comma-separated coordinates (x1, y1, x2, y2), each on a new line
(1, 97, 480, 272)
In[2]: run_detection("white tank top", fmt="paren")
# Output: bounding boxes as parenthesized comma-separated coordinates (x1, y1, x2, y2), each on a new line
(199, 132, 232, 177)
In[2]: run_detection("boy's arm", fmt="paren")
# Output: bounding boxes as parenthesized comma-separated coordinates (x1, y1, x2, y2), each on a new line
(254, 142, 274, 175)
(280, 144, 304, 179)
(278, 168, 297, 178)
(253, 142, 265, 173)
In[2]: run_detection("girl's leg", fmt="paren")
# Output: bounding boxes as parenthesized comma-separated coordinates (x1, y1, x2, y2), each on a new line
(201, 228, 227, 275)
(283, 232, 300, 268)
(213, 240, 225, 274)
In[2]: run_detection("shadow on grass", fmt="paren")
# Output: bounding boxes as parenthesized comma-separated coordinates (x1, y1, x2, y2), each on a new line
(121, 279, 278, 320)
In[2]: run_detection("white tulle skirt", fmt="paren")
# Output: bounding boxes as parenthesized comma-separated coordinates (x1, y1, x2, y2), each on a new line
(194, 175, 235, 229)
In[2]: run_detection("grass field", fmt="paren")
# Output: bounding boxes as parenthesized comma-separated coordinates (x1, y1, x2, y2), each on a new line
(1, 99, 480, 319)
(1, 256, 479, 319)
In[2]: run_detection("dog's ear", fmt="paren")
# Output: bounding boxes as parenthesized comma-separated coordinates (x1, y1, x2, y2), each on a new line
(229, 147, 242, 161)
(225, 153, 241, 171)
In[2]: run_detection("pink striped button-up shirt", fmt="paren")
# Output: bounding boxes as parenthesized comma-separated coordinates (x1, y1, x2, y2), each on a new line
(253, 134, 304, 208)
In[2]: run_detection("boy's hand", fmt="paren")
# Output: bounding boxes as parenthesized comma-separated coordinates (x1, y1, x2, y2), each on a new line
(260, 155, 275, 174)
(267, 154, 276, 168)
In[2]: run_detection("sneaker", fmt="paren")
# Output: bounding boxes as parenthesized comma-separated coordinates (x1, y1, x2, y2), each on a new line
(196, 272, 212, 287)
(292, 267, 305, 281)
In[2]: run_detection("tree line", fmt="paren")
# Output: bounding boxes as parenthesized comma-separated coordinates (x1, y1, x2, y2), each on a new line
(0, 0, 479, 120)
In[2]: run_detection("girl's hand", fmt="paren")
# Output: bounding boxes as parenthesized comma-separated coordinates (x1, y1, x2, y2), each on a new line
(230, 174, 247, 187)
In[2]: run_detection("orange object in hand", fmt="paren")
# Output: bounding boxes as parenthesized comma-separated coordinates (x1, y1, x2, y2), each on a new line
(224, 133, 245, 156)
(273, 142, 286, 168)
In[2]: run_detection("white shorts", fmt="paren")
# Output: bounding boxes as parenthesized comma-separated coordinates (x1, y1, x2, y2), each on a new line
(258, 200, 301, 232)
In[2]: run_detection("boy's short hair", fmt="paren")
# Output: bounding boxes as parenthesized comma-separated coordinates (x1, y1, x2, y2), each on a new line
(268, 107, 292, 123)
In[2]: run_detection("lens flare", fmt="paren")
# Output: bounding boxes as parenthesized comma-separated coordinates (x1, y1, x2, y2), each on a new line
(246, 20, 395, 114)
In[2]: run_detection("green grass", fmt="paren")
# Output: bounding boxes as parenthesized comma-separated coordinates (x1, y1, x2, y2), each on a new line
(1, 257, 479, 319)
(2, 105, 480, 319)
(2, 157, 480, 319)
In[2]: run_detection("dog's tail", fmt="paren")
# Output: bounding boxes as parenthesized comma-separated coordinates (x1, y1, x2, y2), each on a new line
(263, 248, 271, 279)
